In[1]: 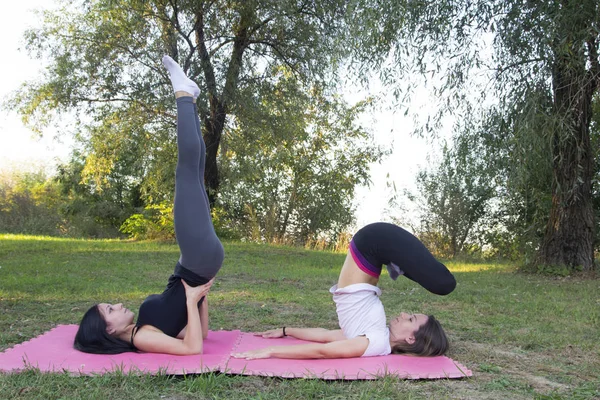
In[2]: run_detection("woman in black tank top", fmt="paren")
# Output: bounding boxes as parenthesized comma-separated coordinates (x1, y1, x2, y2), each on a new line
(73, 56, 222, 355)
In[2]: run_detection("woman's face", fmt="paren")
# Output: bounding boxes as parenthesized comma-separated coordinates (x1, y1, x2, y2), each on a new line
(389, 312, 428, 344)
(98, 303, 134, 334)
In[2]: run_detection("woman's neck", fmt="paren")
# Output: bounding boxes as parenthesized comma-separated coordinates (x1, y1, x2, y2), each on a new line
(115, 323, 136, 342)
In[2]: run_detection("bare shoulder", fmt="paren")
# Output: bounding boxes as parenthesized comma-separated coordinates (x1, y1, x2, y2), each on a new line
(132, 325, 166, 348)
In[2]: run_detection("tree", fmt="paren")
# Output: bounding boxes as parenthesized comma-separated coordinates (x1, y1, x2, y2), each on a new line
(346, 0, 600, 271)
(0, 169, 65, 236)
(413, 129, 495, 258)
(54, 153, 143, 237)
(13, 0, 348, 206)
(217, 67, 384, 245)
(478, 105, 554, 262)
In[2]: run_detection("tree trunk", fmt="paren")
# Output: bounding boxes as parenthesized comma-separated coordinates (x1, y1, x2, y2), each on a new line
(538, 41, 597, 271)
(203, 99, 226, 206)
(194, 7, 251, 207)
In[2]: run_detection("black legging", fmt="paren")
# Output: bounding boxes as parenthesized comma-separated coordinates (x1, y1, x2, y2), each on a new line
(174, 97, 224, 279)
(351, 222, 456, 295)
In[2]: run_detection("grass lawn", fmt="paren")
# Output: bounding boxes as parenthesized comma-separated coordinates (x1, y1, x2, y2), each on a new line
(0, 234, 599, 399)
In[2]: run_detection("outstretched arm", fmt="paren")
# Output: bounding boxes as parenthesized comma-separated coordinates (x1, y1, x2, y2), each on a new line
(256, 327, 346, 343)
(232, 336, 369, 360)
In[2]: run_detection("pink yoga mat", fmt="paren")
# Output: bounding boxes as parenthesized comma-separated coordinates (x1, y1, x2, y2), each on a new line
(0, 325, 472, 379)
(225, 334, 471, 380)
(0, 325, 238, 375)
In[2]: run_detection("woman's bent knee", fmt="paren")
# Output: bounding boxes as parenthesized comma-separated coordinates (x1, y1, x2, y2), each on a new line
(432, 275, 456, 296)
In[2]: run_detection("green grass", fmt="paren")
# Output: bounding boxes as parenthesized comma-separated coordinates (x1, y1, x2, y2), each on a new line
(1, 234, 599, 399)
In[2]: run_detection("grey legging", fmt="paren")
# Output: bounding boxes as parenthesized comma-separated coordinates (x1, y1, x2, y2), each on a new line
(174, 97, 224, 278)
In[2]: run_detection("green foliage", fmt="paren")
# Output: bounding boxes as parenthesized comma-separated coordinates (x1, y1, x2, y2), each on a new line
(481, 229, 527, 262)
(347, 0, 600, 270)
(53, 155, 140, 237)
(210, 205, 243, 241)
(119, 202, 174, 240)
(6, 0, 375, 242)
(217, 68, 384, 245)
(10, 0, 349, 203)
(522, 263, 583, 277)
(412, 127, 496, 258)
(0, 170, 65, 236)
(0, 162, 141, 238)
(467, 102, 554, 261)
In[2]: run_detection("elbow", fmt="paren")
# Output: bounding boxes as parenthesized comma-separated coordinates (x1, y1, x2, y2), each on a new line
(185, 341, 203, 355)
(314, 349, 331, 359)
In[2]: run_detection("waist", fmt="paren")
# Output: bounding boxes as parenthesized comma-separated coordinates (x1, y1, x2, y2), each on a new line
(174, 262, 210, 286)
(337, 252, 379, 288)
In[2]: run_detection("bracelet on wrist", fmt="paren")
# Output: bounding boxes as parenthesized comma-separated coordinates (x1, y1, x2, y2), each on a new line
(282, 327, 287, 337)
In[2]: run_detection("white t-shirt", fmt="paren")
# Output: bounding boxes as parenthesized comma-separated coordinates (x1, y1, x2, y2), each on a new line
(329, 283, 391, 357)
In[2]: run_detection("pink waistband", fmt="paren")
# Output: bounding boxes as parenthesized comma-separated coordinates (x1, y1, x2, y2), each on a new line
(349, 243, 380, 278)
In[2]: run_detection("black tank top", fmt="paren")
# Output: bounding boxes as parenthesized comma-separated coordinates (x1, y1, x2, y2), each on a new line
(134, 263, 209, 338)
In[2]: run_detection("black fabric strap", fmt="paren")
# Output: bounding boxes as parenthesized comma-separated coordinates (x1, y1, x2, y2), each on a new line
(130, 325, 139, 349)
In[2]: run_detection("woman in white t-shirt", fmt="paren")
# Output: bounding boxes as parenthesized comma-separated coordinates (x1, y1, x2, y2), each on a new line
(232, 222, 456, 360)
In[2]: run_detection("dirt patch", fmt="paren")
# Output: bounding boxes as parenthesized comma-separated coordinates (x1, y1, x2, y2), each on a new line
(521, 372, 569, 390)
(456, 340, 584, 396)
(456, 340, 526, 361)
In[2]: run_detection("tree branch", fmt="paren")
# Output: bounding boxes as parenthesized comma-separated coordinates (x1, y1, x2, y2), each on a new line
(194, 8, 219, 99)
(221, 9, 253, 110)
(208, 38, 236, 58)
(247, 39, 302, 76)
(166, 0, 197, 72)
(494, 57, 546, 76)
(53, 32, 163, 77)
(587, 35, 600, 91)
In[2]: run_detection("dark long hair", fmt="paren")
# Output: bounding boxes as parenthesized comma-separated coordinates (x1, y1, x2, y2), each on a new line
(74, 305, 137, 354)
(391, 315, 449, 356)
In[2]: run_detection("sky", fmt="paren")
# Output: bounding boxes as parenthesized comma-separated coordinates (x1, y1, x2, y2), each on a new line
(0, 1, 73, 175)
(0, 1, 439, 229)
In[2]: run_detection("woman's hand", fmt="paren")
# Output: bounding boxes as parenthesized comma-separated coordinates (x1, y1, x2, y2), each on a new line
(182, 278, 214, 304)
(254, 328, 285, 338)
(231, 347, 273, 360)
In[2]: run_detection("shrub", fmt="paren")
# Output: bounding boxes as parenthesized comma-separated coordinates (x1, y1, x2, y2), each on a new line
(120, 202, 174, 240)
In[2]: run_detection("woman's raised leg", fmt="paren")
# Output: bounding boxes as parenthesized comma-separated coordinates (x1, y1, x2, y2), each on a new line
(163, 56, 224, 279)
(350, 222, 456, 295)
(192, 100, 211, 209)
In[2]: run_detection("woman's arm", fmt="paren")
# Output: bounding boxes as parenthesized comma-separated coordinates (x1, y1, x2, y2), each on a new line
(176, 296, 209, 340)
(232, 336, 369, 360)
(200, 296, 209, 339)
(257, 327, 345, 343)
(180, 291, 204, 352)
(133, 279, 213, 355)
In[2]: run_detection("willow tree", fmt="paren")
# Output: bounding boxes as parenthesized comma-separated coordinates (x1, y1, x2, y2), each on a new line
(348, 0, 600, 271)
(13, 0, 347, 205)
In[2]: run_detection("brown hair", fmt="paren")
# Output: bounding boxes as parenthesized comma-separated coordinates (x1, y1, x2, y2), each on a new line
(391, 315, 449, 356)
